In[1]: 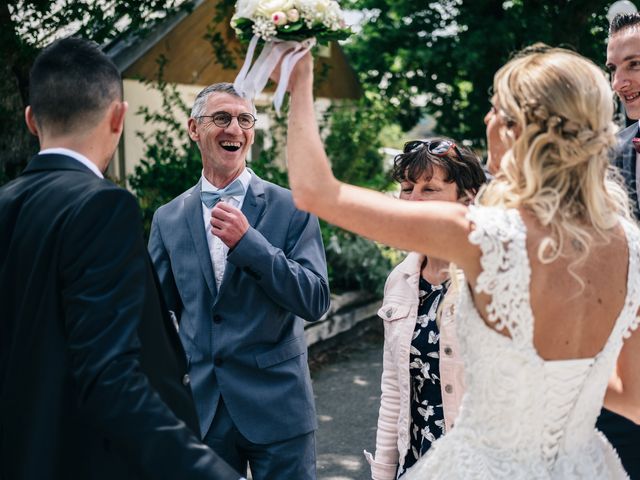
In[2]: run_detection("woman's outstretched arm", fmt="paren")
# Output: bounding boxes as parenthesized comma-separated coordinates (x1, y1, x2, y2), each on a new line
(286, 53, 479, 273)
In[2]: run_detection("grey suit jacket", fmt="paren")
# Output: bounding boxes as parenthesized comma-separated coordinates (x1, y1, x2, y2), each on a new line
(148, 171, 330, 444)
(614, 123, 640, 220)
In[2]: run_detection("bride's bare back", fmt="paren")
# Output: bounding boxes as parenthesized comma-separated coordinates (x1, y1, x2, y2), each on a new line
(470, 209, 631, 362)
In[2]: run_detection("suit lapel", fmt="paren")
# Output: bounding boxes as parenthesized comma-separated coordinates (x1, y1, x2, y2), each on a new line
(619, 124, 640, 218)
(184, 180, 218, 299)
(216, 172, 266, 299)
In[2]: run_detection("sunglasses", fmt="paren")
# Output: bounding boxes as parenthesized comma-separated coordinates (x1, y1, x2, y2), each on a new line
(403, 139, 462, 159)
(197, 111, 256, 130)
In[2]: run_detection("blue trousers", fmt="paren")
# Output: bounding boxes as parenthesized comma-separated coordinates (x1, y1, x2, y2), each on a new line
(203, 397, 316, 480)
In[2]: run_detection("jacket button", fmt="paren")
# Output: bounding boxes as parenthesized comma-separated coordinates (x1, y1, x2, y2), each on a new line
(444, 384, 453, 394)
(214, 357, 223, 367)
(213, 314, 222, 324)
(444, 346, 453, 356)
(182, 374, 190, 386)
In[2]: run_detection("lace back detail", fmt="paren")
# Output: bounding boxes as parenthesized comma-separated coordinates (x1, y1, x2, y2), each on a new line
(541, 361, 592, 468)
(466, 206, 533, 349)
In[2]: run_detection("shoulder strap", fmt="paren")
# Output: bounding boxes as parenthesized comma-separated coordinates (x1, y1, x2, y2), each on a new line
(467, 206, 533, 347)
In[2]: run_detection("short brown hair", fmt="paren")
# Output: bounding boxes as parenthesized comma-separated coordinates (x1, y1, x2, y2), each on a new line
(391, 138, 486, 199)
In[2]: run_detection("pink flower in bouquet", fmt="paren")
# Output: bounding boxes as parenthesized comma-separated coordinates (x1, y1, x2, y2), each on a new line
(272, 11, 288, 25)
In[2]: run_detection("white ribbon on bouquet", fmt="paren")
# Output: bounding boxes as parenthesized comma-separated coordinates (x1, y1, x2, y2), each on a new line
(234, 35, 316, 115)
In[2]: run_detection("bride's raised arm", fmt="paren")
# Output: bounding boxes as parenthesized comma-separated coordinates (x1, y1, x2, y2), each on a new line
(285, 53, 479, 273)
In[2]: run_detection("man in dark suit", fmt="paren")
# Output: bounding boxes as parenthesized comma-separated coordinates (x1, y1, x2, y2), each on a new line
(148, 83, 331, 479)
(597, 13, 640, 479)
(0, 38, 241, 480)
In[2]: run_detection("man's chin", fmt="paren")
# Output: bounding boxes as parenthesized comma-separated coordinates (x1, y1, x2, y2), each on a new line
(626, 110, 640, 122)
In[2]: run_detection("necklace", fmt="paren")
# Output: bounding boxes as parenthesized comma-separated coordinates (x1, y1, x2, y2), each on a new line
(418, 279, 449, 307)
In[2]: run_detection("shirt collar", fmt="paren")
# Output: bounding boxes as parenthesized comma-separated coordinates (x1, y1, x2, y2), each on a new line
(39, 148, 104, 178)
(201, 168, 251, 195)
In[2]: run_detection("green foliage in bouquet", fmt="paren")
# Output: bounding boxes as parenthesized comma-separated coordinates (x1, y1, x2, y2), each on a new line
(233, 16, 351, 43)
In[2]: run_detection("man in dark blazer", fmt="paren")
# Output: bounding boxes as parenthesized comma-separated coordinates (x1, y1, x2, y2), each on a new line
(0, 38, 241, 480)
(597, 13, 640, 480)
(148, 83, 331, 479)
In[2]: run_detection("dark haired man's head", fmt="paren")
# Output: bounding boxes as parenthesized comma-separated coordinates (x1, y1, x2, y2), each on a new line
(607, 13, 640, 120)
(609, 12, 640, 36)
(391, 138, 486, 203)
(29, 37, 123, 136)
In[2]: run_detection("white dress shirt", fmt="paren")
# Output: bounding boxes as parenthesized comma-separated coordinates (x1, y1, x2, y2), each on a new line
(201, 168, 251, 288)
(39, 147, 104, 178)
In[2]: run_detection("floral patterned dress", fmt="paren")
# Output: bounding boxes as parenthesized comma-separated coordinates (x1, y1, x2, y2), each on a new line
(398, 277, 449, 478)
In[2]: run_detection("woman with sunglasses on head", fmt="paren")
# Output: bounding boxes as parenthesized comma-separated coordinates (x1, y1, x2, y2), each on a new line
(364, 139, 486, 479)
(284, 45, 640, 479)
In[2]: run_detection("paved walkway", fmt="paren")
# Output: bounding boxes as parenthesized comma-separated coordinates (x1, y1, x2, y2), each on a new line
(311, 326, 384, 480)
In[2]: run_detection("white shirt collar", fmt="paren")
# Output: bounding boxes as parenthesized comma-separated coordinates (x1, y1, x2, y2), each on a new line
(39, 148, 104, 178)
(201, 168, 251, 195)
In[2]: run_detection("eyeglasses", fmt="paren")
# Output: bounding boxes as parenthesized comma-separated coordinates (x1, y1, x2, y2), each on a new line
(403, 139, 462, 159)
(197, 111, 256, 130)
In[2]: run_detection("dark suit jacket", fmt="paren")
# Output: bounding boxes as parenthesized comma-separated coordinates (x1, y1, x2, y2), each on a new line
(0, 154, 240, 480)
(149, 172, 330, 443)
(613, 123, 640, 220)
(596, 127, 640, 479)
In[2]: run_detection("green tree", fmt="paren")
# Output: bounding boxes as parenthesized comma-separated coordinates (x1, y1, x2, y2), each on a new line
(0, 0, 192, 185)
(345, 0, 612, 148)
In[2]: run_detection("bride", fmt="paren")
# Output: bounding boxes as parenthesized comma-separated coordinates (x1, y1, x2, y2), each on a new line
(284, 45, 640, 478)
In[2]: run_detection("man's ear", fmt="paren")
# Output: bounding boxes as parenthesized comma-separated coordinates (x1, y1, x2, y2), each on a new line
(187, 117, 199, 142)
(109, 101, 128, 134)
(24, 106, 39, 137)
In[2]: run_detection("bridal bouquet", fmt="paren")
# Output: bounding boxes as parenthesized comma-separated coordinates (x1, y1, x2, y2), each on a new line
(231, 0, 351, 114)
(231, 0, 351, 43)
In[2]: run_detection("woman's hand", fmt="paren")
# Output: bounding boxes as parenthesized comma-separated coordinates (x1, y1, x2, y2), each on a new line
(288, 51, 314, 93)
(269, 50, 314, 94)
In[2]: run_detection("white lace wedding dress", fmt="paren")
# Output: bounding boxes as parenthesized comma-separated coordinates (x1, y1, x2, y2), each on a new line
(403, 206, 640, 480)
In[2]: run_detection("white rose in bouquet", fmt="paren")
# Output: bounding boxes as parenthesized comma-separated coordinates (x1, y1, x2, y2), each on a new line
(235, 0, 261, 18)
(256, 0, 295, 17)
(314, 0, 331, 13)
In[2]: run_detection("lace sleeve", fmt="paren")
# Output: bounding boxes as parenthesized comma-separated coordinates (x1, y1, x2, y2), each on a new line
(466, 206, 532, 346)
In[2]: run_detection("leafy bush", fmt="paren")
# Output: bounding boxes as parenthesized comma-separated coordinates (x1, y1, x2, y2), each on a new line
(128, 62, 202, 236)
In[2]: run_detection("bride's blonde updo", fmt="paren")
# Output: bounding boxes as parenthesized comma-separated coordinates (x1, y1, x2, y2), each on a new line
(479, 44, 631, 266)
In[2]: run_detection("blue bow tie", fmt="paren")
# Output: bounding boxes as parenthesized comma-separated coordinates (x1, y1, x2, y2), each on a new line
(200, 179, 245, 208)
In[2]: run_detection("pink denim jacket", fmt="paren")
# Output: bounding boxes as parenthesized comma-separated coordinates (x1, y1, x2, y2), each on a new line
(363, 252, 465, 480)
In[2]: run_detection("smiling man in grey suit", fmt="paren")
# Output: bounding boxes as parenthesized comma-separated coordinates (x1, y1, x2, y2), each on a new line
(607, 13, 640, 221)
(148, 83, 331, 480)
